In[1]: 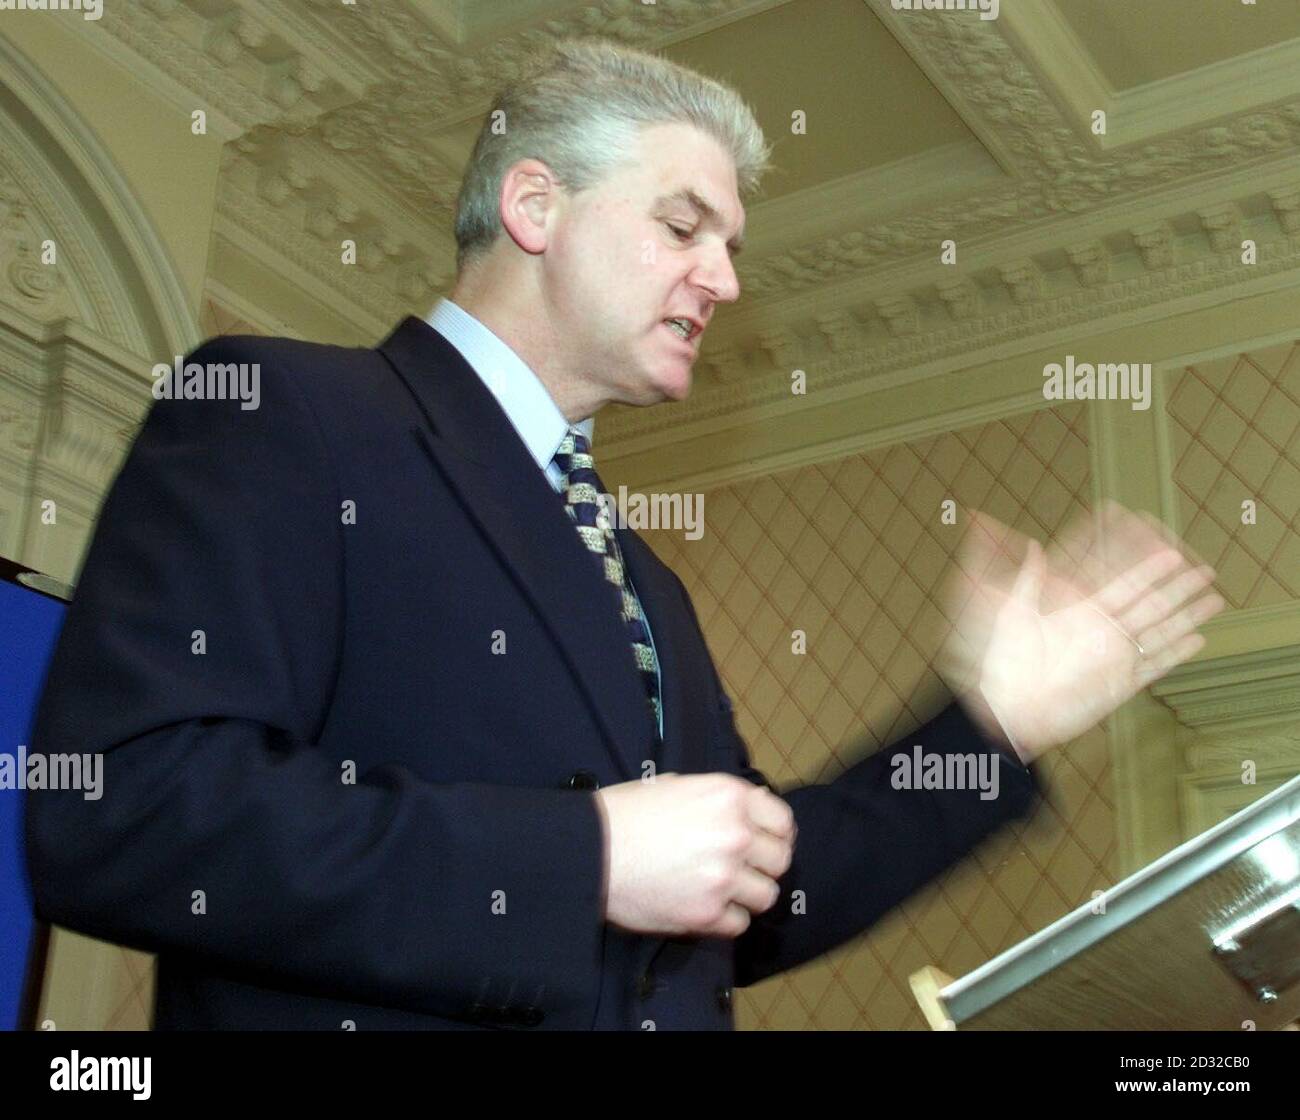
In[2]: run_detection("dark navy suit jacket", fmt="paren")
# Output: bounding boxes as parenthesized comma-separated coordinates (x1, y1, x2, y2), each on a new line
(25, 316, 1039, 1030)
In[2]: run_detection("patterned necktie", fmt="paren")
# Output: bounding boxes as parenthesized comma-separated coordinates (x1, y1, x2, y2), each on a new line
(553, 426, 662, 742)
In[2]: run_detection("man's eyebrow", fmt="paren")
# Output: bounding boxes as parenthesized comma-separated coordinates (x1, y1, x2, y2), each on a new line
(654, 188, 745, 255)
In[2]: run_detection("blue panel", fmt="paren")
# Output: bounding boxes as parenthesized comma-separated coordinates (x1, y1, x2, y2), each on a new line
(0, 577, 66, 1030)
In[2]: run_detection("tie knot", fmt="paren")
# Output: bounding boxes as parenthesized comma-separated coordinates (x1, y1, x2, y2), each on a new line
(565, 426, 590, 457)
(554, 425, 592, 473)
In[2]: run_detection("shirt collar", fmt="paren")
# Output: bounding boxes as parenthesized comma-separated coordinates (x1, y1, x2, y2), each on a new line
(423, 297, 595, 471)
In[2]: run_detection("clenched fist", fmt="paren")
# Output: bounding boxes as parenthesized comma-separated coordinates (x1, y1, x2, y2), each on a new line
(594, 772, 796, 939)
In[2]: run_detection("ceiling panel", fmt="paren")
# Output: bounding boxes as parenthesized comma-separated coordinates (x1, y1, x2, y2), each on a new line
(1055, 0, 1300, 89)
(663, 0, 979, 201)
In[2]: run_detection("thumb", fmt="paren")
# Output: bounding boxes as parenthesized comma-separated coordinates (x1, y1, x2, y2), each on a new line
(1010, 537, 1045, 612)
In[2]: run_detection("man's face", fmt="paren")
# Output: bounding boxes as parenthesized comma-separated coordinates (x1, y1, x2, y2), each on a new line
(541, 121, 745, 408)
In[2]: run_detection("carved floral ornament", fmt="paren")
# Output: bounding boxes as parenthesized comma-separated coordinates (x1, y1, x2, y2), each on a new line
(0, 155, 68, 310)
(0, 406, 38, 453)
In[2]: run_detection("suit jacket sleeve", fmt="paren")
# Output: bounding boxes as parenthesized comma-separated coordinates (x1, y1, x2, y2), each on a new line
(25, 337, 606, 1025)
(668, 575, 1041, 988)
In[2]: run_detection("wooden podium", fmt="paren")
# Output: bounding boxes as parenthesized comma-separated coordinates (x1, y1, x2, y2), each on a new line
(911, 771, 1300, 1030)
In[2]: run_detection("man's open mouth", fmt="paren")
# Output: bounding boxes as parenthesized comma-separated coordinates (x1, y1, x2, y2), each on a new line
(662, 316, 701, 344)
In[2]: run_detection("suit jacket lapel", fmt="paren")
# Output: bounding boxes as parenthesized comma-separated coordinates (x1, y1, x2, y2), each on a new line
(377, 316, 659, 781)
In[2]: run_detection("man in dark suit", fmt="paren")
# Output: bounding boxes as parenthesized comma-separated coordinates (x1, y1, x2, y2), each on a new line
(24, 39, 1222, 1030)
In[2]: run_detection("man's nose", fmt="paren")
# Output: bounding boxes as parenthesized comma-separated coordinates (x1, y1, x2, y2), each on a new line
(694, 243, 741, 304)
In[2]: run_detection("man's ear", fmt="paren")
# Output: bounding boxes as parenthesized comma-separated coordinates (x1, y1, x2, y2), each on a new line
(498, 159, 557, 256)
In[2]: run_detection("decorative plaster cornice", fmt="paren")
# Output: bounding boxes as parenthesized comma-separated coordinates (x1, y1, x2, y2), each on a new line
(82, 0, 380, 140)
(602, 204, 1300, 445)
(0, 35, 200, 358)
(1183, 730, 1300, 775)
(207, 0, 786, 332)
(61, 0, 1300, 456)
(0, 309, 159, 498)
(213, 182, 401, 338)
(741, 9, 1300, 296)
(0, 400, 38, 457)
(1151, 641, 1300, 732)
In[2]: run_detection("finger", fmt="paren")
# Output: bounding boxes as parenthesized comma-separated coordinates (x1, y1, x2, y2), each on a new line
(730, 866, 781, 916)
(1040, 509, 1144, 613)
(1053, 504, 1178, 605)
(1043, 503, 1169, 611)
(745, 786, 795, 838)
(703, 901, 753, 939)
(1092, 547, 1188, 618)
(1118, 563, 1217, 637)
(1133, 588, 1225, 659)
(1130, 507, 1212, 573)
(1134, 631, 1206, 689)
(744, 828, 794, 881)
(1104, 503, 1174, 556)
(1100, 510, 1207, 605)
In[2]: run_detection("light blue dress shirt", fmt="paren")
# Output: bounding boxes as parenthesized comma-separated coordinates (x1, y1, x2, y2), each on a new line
(424, 297, 664, 740)
(425, 297, 595, 489)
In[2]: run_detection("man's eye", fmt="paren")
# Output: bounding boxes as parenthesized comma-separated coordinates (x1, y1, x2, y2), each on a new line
(665, 223, 694, 241)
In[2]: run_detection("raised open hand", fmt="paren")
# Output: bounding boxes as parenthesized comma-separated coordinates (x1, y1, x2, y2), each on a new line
(938, 502, 1226, 761)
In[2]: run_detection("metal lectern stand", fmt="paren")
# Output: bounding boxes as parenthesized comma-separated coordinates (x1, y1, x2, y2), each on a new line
(911, 772, 1300, 1030)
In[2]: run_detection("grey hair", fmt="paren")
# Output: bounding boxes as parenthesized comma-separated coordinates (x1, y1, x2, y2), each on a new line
(452, 37, 772, 274)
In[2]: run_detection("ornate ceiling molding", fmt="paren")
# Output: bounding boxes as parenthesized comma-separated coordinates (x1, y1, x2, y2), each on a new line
(738, 7, 1300, 299)
(604, 179, 1300, 445)
(89, 0, 385, 138)
(0, 35, 199, 360)
(47, 1, 1300, 458)
(1182, 729, 1300, 777)
(0, 305, 157, 506)
(229, 0, 786, 201)
(183, 0, 788, 335)
(1152, 639, 1300, 734)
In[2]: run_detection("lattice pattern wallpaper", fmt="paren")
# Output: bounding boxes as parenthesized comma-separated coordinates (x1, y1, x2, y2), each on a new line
(100, 945, 153, 1030)
(1167, 340, 1300, 608)
(645, 401, 1124, 1029)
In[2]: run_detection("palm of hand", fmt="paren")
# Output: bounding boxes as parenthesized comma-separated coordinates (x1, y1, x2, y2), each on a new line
(940, 503, 1225, 759)
(977, 553, 1155, 750)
